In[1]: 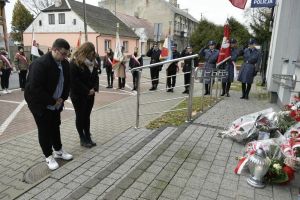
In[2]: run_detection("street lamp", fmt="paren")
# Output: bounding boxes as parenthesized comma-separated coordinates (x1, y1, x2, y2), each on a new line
(83, 0, 88, 42)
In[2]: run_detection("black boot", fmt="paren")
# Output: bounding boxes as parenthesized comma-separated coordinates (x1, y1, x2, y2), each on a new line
(221, 83, 226, 96)
(240, 83, 246, 99)
(204, 84, 210, 95)
(80, 137, 92, 148)
(86, 134, 97, 147)
(245, 84, 251, 100)
(226, 82, 231, 97)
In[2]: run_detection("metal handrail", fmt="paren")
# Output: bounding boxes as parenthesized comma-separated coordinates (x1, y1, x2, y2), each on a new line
(140, 96, 187, 105)
(131, 54, 199, 71)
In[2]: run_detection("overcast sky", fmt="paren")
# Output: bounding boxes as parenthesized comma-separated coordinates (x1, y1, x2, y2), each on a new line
(6, 0, 251, 32)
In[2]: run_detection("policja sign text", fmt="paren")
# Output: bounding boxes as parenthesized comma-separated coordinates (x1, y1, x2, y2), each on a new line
(251, 0, 276, 7)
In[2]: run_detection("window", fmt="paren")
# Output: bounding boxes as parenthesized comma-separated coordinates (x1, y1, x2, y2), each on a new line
(58, 13, 65, 24)
(104, 40, 111, 51)
(48, 14, 55, 24)
(123, 41, 128, 53)
(73, 19, 76, 25)
(39, 20, 42, 26)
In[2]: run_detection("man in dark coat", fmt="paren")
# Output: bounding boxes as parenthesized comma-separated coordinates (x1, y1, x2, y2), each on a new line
(24, 38, 73, 170)
(238, 38, 261, 100)
(146, 43, 162, 90)
(181, 46, 199, 94)
(166, 44, 180, 92)
(221, 38, 240, 97)
(199, 40, 219, 95)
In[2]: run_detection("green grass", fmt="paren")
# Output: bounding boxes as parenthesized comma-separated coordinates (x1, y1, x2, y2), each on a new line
(146, 97, 215, 129)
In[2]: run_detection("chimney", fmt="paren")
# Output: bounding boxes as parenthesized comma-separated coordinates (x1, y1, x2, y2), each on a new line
(169, 0, 177, 7)
(54, 0, 62, 7)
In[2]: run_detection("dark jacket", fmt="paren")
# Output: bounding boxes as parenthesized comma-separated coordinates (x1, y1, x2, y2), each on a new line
(238, 48, 260, 84)
(181, 50, 199, 72)
(167, 50, 181, 73)
(24, 52, 70, 116)
(69, 60, 99, 98)
(129, 55, 143, 69)
(103, 54, 114, 73)
(146, 48, 162, 70)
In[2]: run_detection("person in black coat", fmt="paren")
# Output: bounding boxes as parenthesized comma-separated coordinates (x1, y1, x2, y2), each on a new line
(146, 43, 162, 90)
(166, 44, 180, 92)
(181, 46, 199, 94)
(103, 48, 114, 88)
(129, 47, 143, 91)
(69, 42, 99, 148)
(24, 38, 73, 170)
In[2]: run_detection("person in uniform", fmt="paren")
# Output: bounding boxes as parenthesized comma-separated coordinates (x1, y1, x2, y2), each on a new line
(199, 40, 219, 95)
(166, 44, 180, 92)
(129, 47, 143, 91)
(221, 38, 239, 97)
(146, 43, 162, 90)
(181, 46, 199, 94)
(238, 38, 260, 100)
(14, 46, 29, 91)
(103, 48, 114, 88)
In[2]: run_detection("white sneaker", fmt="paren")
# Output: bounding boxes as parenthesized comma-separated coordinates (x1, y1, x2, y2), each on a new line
(2, 90, 7, 94)
(45, 155, 59, 170)
(6, 89, 11, 94)
(53, 149, 73, 160)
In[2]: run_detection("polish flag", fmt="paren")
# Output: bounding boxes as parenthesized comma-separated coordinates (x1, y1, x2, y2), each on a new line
(31, 28, 40, 57)
(160, 36, 172, 60)
(76, 31, 82, 48)
(228, 0, 248, 9)
(217, 24, 231, 67)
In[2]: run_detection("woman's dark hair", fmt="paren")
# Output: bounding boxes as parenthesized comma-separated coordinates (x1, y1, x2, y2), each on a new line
(52, 38, 70, 50)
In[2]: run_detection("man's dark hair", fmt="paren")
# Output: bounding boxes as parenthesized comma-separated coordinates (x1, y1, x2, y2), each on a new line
(52, 38, 70, 50)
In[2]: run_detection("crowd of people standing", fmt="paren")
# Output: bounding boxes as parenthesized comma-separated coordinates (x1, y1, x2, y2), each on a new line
(0, 36, 260, 170)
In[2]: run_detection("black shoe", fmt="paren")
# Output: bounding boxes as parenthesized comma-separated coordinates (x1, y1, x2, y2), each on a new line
(204, 92, 210, 95)
(182, 90, 187, 94)
(170, 88, 174, 92)
(240, 96, 245, 99)
(221, 92, 225, 96)
(106, 85, 110, 88)
(149, 87, 155, 91)
(167, 89, 172, 92)
(245, 95, 249, 100)
(226, 93, 230, 97)
(86, 135, 97, 147)
(80, 139, 92, 148)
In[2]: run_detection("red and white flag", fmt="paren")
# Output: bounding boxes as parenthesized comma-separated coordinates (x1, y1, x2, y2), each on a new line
(160, 36, 172, 60)
(76, 31, 82, 48)
(228, 0, 248, 9)
(217, 24, 231, 67)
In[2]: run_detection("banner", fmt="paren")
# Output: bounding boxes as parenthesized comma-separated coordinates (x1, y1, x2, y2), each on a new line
(251, 0, 276, 8)
(160, 36, 172, 60)
(228, 0, 248, 9)
(31, 28, 40, 57)
(76, 31, 82, 48)
(217, 24, 231, 66)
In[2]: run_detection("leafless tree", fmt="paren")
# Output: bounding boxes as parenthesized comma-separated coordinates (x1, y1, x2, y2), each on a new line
(21, 0, 54, 15)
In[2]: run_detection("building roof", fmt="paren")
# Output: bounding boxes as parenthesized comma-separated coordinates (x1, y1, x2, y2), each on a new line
(163, 1, 198, 22)
(116, 12, 154, 40)
(43, 0, 138, 38)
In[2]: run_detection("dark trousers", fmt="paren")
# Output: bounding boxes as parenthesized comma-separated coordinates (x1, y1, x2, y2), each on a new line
(106, 71, 114, 87)
(150, 67, 159, 88)
(204, 84, 211, 95)
(19, 70, 27, 89)
(1, 68, 11, 89)
(118, 77, 125, 89)
(183, 72, 191, 91)
(71, 95, 94, 141)
(166, 71, 176, 88)
(242, 83, 252, 98)
(132, 71, 139, 90)
(222, 82, 231, 94)
(32, 109, 62, 157)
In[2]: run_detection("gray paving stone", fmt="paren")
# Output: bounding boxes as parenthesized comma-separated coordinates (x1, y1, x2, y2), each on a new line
(150, 180, 168, 190)
(161, 185, 182, 199)
(89, 183, 109, 196)
(103, 187, 124, 200)
(169, 176, 188, 188)
(118, 177, 135, 190)
(122, 188, 143, 199)
(130, 181, 148, 191)
(51, 188, 72, 200)
(156, 170, 176, 183)
(137, 172, 156, 184)
(78, 193, 98, 200)
(141, 187, 163, 200)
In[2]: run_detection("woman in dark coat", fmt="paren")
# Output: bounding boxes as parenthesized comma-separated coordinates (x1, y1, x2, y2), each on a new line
(199, 40, 219, 95)
(103, 48, 114, 88)
(238, 38, 260, 100)
(69, 42, 99, 148)
(129, 47, 143, 91)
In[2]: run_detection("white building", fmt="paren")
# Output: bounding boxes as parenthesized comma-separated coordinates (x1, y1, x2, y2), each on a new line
(266, 0, 300, 106)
